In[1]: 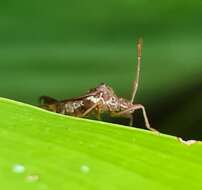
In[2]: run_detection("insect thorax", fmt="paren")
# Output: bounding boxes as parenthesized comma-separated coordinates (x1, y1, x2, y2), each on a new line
(41, 83, 134, 116)
(88, 84, 133, 113)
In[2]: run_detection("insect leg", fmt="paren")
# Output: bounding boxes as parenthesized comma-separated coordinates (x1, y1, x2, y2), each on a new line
(129, 114, 133, 126)
(95, 106, 101, 120)
(131, 39, 142, 103)
(113, 104, 158, 132)
(81, 102, 99, 117)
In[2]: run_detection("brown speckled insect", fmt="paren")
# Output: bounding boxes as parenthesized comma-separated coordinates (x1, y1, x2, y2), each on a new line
(40, 39, 156, 132)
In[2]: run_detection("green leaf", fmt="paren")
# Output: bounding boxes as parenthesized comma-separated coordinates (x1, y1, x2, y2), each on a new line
(0, 97, 202, 190)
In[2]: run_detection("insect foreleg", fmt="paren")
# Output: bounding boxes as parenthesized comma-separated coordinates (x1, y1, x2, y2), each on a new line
(112, 104, 158, 132)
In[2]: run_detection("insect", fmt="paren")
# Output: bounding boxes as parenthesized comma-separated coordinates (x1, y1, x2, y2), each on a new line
(39, 39, 156, 132)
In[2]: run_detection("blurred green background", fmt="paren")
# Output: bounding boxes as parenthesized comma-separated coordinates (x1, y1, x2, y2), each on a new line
(0, 0, 201, 139)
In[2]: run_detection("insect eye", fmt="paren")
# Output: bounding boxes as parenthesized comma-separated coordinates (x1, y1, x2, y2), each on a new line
(111, 97, 116, 102)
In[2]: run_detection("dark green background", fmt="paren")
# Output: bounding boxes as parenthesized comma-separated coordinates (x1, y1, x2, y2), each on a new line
(0, 0, 201, 139)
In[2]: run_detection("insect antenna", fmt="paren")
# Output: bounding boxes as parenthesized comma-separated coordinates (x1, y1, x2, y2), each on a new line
(130, 38, 142, 103)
